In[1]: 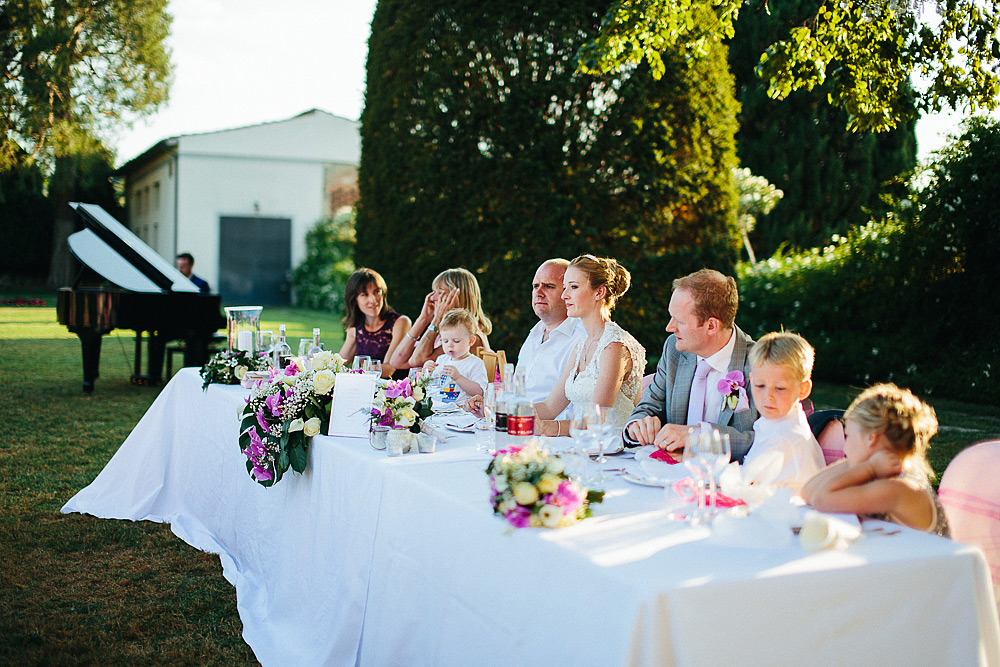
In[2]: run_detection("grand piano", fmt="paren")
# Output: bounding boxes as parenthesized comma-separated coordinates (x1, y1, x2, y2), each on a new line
(57, 202, 225, 392)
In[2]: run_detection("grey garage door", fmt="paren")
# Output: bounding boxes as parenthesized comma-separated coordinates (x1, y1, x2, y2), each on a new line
(218, 216, 291, 305)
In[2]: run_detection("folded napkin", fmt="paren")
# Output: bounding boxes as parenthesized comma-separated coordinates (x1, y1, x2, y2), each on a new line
(706, 489, 798, 549)
(799, 510, 862, 552)
(650, 449, 681, 464)
(671, 478, 746, 508)
(719, 449, 786, 505)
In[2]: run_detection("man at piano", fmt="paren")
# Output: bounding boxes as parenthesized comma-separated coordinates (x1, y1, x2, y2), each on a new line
(175, 253, 210, 294)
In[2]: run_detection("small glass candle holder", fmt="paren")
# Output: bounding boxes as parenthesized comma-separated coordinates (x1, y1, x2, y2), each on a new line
(416, 433, 436, 454)
(386, 429, 410, 456)
(370, 425, 388, 450)
(225, 306, 263, 354)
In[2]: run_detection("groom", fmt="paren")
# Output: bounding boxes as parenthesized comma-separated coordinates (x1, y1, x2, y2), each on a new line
(623, 269, 758, 462)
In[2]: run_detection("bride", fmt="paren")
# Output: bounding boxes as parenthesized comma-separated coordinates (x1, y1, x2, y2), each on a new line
(534, 255, 646, 436)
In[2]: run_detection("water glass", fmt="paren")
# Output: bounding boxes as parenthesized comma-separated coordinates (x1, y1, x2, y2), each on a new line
(682, 428, 707, 525)
(297, 339, 312, 357)
(367, 359, 382, 377)
(353, 355, 371, 372)
(482, 384, 498, 428)
(474, 421, 496, 454)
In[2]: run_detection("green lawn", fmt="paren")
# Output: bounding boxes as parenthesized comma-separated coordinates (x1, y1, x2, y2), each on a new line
(1, 297, 998, 663)
(0, 298, 343, 665)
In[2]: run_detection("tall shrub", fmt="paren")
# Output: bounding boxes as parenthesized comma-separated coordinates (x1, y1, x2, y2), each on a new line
(356, 0, 740, 358)
(738, 119, 1000, 403)
(728, 0, 917, 257)
(291, 209, 356, 313)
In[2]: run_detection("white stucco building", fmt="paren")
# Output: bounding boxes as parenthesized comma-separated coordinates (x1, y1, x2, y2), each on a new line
(117, 109, 359, 304)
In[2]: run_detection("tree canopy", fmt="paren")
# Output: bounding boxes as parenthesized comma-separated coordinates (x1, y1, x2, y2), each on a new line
(0, 0, 172, 173)
(357, 0, 740, 355)
(579, 0, 1000, 132)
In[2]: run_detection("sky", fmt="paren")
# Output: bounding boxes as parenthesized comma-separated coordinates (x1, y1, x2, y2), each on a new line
(114, 0, 973, 167)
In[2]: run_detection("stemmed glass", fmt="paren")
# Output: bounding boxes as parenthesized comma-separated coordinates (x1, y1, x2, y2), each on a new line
(367, 359, 382, 377)
(682, 428, 707, 525)
(593, 407, 616, 465)
(569, 403, 602, 483)
(698, 429, 731, 517)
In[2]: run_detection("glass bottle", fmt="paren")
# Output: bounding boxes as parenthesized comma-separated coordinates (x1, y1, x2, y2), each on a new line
(307, 327, 323, 358)
(507, 369, 535, 437)
(272, 324, 293, 370)
(494, 363, 515, 435)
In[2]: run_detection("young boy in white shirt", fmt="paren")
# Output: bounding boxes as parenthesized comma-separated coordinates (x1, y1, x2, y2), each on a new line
(422, 309, 488, 404)
(742, 332, 826, 492)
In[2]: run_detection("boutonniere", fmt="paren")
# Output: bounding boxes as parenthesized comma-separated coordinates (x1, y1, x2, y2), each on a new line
(717, 370, 745, 410)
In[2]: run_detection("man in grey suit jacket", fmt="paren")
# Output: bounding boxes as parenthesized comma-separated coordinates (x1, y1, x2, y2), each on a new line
(624, 269, 758, 462)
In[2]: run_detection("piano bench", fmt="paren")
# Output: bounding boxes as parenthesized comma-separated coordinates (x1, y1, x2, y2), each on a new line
(166, 335, 226, 378)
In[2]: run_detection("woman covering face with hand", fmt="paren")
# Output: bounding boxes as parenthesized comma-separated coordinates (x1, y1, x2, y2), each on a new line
(390, 267, 493, 371)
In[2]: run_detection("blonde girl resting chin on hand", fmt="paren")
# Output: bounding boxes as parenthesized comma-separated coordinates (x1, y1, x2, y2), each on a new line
(800, 383, 949, 536)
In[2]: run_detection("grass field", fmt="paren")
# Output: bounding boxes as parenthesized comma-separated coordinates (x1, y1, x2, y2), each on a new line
(2, 296, 998, 664)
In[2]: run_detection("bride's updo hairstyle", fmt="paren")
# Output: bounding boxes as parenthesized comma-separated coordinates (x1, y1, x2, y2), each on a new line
(844, 383, 938, 480)
(568, 254, 631, 311)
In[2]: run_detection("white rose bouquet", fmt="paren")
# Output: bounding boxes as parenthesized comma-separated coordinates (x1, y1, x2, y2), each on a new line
(370, 375, 433, 434)
(486, 440, 604, 529)
(199, 349, 270, 390)
(238, 351, 347, 486)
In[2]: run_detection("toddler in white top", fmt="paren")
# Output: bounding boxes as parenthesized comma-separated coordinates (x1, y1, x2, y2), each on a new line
(743, 331, 825, 492)
(422, 308, 488, 404)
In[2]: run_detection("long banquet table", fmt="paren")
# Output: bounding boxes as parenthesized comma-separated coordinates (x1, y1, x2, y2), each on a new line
(63, 368, 1000, 666)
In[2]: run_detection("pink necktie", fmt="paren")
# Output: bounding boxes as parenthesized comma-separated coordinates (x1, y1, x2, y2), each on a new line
(686, 358, 711, 426)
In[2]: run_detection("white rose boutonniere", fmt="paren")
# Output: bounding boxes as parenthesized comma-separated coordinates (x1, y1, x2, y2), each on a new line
(303, 417, 322, 437)
(313, 369, 336, 395)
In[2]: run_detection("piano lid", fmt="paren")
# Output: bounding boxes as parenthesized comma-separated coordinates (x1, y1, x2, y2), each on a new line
(67, 202, 200, 293)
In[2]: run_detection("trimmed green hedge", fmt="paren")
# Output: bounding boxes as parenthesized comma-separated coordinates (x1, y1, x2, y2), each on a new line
(738, 118, 1000, 404)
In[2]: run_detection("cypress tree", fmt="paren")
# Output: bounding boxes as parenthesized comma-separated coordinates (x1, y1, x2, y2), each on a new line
(357, 0, 740, 356)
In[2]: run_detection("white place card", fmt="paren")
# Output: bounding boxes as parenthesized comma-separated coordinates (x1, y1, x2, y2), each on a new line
(327, 372, 377, 438)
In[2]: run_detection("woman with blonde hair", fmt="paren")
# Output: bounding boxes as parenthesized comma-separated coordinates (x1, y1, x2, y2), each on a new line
(534, 254, 646, 435)
(801, 383, 949, 536)
(390, 267, 493, 370)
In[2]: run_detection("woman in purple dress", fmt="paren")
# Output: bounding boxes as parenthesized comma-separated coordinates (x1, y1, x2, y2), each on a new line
(338, 268, 412, 379)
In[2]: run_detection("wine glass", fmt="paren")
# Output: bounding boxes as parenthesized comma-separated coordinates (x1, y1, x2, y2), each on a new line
(697, 429, 731, 517)
(593, 408, 617, 465)
(353, 355, 371, 371)
(569, 403, 601, 483)
(682, 428, 707, 525)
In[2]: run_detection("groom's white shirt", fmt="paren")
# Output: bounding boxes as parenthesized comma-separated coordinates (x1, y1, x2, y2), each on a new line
(516, 317, 586, 420)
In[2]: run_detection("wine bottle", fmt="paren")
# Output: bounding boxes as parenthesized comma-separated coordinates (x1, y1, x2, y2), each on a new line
(507, 370, 535, 437)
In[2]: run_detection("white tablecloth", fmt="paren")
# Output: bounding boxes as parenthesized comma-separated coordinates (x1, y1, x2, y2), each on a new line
(63, 368, 1000, 666)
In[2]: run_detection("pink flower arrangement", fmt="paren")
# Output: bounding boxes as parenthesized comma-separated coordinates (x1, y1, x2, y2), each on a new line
(485, 441, 604, 529)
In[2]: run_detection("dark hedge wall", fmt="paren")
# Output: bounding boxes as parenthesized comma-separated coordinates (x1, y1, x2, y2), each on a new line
(356, 0, 741, 364)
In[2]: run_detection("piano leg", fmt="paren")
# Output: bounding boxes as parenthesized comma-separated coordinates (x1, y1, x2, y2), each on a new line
(129, 330, 163, 386)
(76, 330, 103, 394)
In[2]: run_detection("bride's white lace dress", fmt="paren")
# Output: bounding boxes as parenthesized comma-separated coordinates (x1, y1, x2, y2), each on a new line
(563, 321, 646, 430)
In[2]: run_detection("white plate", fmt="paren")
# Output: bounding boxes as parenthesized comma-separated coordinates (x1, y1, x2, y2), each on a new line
(620, 470, 667, 487)
(443, 423, 476, 434)
(581, 439, 625, 456)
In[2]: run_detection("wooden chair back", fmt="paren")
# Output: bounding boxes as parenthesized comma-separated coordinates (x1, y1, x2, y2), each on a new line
(477, 349, 507, 384)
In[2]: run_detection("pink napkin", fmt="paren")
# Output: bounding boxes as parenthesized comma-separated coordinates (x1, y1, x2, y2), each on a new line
(671, 478, 746, 508)
(650, 449, 681, 464)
